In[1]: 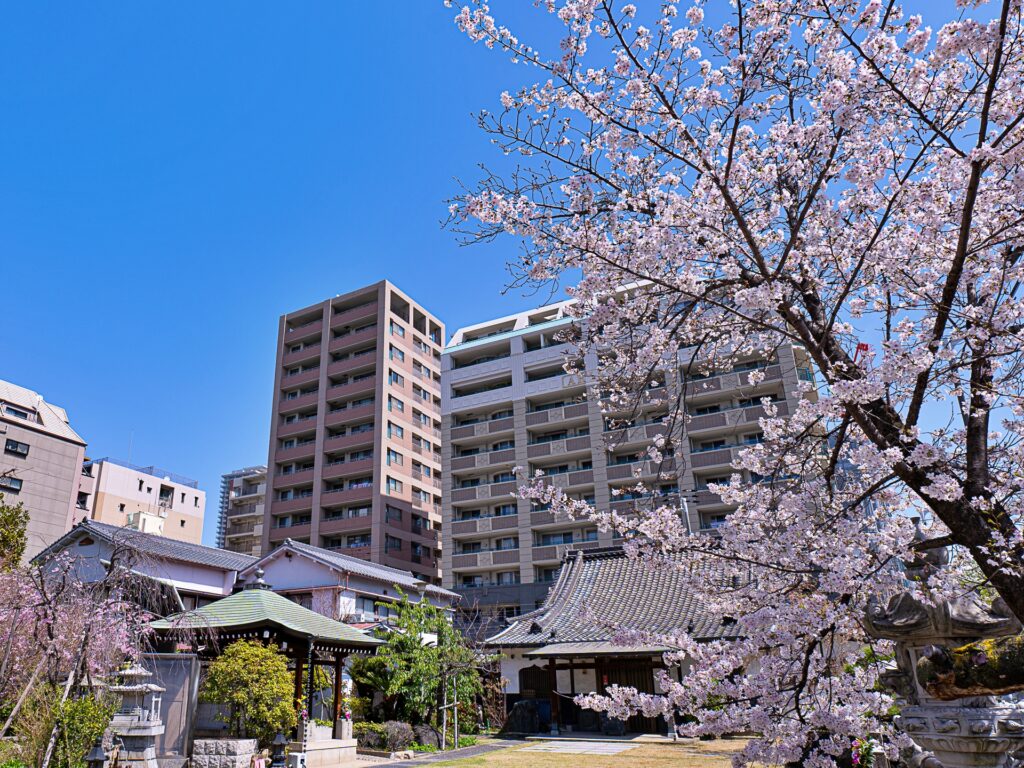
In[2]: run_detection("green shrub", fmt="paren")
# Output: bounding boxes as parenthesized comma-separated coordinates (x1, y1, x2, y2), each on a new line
(411, 744, 438, 753)
(199, 640, 297, 747)
(54, 693, 119, 768)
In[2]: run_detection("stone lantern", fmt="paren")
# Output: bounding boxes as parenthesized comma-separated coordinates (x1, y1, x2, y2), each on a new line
(865, 522, 1024, 767)
(107, 664, 165, 768)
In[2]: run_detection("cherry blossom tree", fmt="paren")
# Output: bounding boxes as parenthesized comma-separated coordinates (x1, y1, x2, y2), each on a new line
(447, 0, 1024, 764)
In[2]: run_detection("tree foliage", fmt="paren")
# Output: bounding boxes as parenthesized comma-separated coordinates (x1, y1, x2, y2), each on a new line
(449, 0, 1024, 764)
(199, 640, 296, 746)
(0, 493, 28, 569)
(349, 596, 483, 728)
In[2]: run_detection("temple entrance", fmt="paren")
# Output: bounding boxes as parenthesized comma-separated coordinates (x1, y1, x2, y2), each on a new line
(601, 659, 659, 734)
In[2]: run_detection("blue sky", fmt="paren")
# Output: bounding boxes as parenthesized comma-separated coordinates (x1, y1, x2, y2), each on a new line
(1, 2, 557, 544)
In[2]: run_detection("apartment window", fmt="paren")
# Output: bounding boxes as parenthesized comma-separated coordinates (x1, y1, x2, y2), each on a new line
(180, 520, 186, 528)
(386, 505, 403, 521)
(4, 439, 29, 457)
(461, 575, 484, 587)
(282, 439, 296, 449)
(390, 321, 406, 337)
(385, 535, 402, 552)
(742, 432, 764, 445)
(460, 541, 482, 554)
(494, 537, 518, 551)
(386, 449, 403, 466)
(348, 534, 371, 547)
(539, 532, 574, 546)
(0, 476, 23, 494)
(180, 492, 186, 503)
(194, 496, 199, 507)
(492, 440, 514, 451)
(386, 476, 403, 494)
(138, 479, 144, 491)
(492, 471, 514, 483)
(493, 504, 517, 517)
(491, 409, 513, 420)
(388, 396, 405, 413)
(387, 422, 404, 439)
(3, 406, 30, 420)
(459, 478, 481, 488)
(388, 370, 405, 387)
(389, 345, 405, 362)
(350, 449, 373, 461)
(699, 439, 728, 452)
(693, 404, 722, 415)
(118, 503, 126, 512)
(495, 571, 520, 585)
(537, 567, 560, 583)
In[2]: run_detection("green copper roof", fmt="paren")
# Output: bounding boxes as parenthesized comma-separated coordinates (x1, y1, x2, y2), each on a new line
(151, 588, 382, 648)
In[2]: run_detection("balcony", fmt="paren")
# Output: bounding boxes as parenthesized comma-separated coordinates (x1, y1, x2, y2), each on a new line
(450, 447, 517, 472)
(689, 446, 743, 470)
(270, 496, 314, 515)
(285, 318, 323, 343)
(283, 345, 321, 368)
(529, 509, 579, 528)
(609, 492, 681, 513)
(450, 480, 518, 503)
(329, 324, 378, 354)
(451, 514, 519, 536)
(525, 435, 591, 460)
(605, 457, 677, 481)
(411, 469, 442, 489)
(686, 400, 789, 433)
(225, 521, 258, 537)
(603, 422, 668, 446)
(531, 540, 600, 562)
(321, 485, 375, 506)
(327, 375, 377, 402)
(533, 469, 594, 490)
(524, 402, 589, 426)
(278, 391, 320, 414)
(450, 416, 515, 441)
(331, 301, 378, 328)
(326, 544, 371, 560)
(325, 403, 375, 428)
(319, 515, 372, 535)
(322, 457, 375, 480)
(451, 549, 520, 569)
(682, 363, 784, 398)
(326, 353, 376, 378)
(277, 416, 319, 439)
(282, 366, 321, 387)
(231, 484, 266, 500)
(324, 430, 375, 452)
(693, 488, 730, 507)
(273, 468, 315, 489)
(274, 441, 316, 463)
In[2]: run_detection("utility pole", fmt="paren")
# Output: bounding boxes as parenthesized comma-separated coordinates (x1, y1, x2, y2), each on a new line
(453, 671, 459, 750)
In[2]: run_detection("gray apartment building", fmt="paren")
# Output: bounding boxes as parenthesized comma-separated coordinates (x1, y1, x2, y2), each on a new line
(440, 299, 815, 618)
(217, 465, 266, 556)
(0, 378, 88, 560)
(262, 280, 446, 584)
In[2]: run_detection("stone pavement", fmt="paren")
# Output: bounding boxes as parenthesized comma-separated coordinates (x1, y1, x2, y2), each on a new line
(376, 739, 520, 766)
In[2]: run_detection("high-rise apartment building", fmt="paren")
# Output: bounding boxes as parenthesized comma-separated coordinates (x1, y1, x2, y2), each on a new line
(263, 281, 445, 584)
(82, 458, 206, 544)
(441, 299, 815, 617)
(217, 465, 266, 556)
(0, 379, 88, 560)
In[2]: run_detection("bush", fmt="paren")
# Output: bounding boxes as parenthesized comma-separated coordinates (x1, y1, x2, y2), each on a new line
(382, 721, 414, 751)
(353, 722, 385, 750)
(199, 640, 297, 747)
(54, 693, 119, 768)
(411, 744, 438, 753)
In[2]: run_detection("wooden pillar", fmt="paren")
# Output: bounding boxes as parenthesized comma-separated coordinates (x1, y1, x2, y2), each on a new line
(293, 655, 305, 716)
(333, 653, 345, 726)
(547, 658, 560, 735)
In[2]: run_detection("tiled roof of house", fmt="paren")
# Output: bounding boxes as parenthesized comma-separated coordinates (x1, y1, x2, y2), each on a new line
(149, 587, 382, 649)
(486, 547, 730, 649)
(245, 539, 460, 601)
(36, 519, 257, 572)
(0, 379, 85, 444)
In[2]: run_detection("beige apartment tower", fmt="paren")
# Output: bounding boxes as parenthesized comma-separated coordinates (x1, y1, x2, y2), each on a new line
(0, 379, 88, 560)
(82, 458, 206, 544)
(441, 299, 815, 617)
(263, 281, 445, 583)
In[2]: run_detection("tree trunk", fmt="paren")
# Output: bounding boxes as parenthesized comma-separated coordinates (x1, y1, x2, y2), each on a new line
(917, 635, 1024, 699)
(0, 654, 46, 738)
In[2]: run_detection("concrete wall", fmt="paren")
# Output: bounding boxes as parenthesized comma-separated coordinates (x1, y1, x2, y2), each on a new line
(90, 461, 206, 544)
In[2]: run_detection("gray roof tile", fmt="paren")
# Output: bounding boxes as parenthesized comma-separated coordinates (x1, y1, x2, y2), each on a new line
(487, 547, 729, 647)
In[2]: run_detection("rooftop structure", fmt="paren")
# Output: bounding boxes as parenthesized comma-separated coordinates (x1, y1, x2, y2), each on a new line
(263, 280, 445, 583)
(81, 458, 206, 544)
(0, 378, 88, 559)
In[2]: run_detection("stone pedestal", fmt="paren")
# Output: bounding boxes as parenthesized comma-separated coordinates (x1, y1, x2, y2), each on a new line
(107, 665, 167, 768)
(191, 739, 258, 768)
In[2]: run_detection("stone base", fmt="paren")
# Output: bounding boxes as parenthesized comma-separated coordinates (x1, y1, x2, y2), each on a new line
(899, 703, 1024, 768)
(287, 739, 358, 768)
(192, 738, 258, 768)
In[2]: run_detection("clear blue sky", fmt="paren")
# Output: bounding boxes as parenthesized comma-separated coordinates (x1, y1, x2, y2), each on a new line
(0, 2, 559, 545)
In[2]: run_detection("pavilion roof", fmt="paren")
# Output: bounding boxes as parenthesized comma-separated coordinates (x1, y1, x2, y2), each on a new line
(150, 587, 383, 650)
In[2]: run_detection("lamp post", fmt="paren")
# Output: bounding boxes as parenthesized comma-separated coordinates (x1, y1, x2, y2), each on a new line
(85, 737, 106, 768)
(270, 732, 288, 768)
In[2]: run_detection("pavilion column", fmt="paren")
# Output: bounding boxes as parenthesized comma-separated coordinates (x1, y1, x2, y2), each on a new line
(293, 655, 305, 725)
(332, 653, 345, 737)
(547, 659, 560, 735)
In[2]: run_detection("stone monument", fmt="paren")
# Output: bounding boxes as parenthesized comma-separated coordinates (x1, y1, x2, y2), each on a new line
(107, 664, 166, 768)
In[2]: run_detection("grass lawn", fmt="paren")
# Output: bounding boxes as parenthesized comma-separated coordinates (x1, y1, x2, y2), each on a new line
(429, 739, 750, 768)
